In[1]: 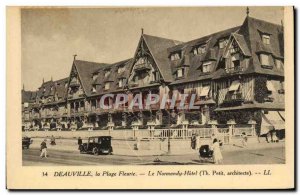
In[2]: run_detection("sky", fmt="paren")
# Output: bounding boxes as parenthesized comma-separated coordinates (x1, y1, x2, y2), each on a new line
(21, 6, 284, 91)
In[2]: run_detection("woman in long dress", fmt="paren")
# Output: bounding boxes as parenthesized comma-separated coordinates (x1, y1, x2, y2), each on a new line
(212, 138, 223, 164)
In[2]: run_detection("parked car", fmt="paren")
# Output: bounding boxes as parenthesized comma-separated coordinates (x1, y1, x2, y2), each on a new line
(79, 136, 113, 155)
(22, 137, 33, 149)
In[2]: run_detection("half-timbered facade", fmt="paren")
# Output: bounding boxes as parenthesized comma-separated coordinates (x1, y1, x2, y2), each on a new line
(22, 15, 285, 136)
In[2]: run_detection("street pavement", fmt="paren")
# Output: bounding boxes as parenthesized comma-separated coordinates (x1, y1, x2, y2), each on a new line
(23, 142, 285, 165)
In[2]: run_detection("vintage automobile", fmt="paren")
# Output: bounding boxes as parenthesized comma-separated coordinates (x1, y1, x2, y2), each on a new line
(22, 137, 33, 149)
(79, 136, 113, 155)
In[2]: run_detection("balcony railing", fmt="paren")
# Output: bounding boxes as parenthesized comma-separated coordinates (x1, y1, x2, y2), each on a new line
(225, 66, 243, 74)
(223, 92, 244, 103)
(69, 81, 80, 88)
(134, 63, 151, 71)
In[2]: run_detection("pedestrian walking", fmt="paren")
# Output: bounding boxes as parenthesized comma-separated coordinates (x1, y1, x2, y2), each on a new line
(40, 139, 48, 158)
(212, 138, 223, 164)
(241, 132, 248, 147)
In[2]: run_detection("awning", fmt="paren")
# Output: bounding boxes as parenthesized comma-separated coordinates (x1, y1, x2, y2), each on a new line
(278, 111, 285, 121)
(194, 99, 216, 105)
(229, 80, 240, 91)
(260, 113, 274, 135)
(267, 111, 285, 130)
(199, 86, 210, 97)
(267, 81, 275, 91)
(261, 111, 285, 135)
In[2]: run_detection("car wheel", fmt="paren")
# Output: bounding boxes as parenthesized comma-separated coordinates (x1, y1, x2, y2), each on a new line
(92, 147, 99, 155)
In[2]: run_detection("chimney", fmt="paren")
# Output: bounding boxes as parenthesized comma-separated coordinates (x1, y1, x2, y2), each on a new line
(73, 54, 77, 61)
(23, 84, 25, 91)
(43, 78, 44, 84)
(141, 28, 144, 35)
(246, 7, 250, 17)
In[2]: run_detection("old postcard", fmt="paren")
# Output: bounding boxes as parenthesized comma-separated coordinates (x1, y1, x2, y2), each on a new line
(7, 6, 294, 189)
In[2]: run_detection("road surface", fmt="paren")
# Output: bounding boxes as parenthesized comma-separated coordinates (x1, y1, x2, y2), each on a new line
(23, 145, 285, 166)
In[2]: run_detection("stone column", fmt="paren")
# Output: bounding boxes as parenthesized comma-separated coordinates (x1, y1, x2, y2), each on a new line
(227, 119, 236, 143)
(248, 119, 257, 136)
(208, 120, 218, 136)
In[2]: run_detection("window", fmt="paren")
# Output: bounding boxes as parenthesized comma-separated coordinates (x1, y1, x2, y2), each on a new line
(260, 54, 270, 66)
(266, 80, 275, 92)
(177, 68, 184, 78)
(275, 59, 284, 70)
(202, 62, 212, 73)
(228, 53, 240, 71)
(104, 70, 110, 77)
(92, 74, 98, 80)
(262, 34, 270, 45)
(198, 45, 206, 54)
(219, 39, 228, 49)
(136, 57, 146, 65)
(104, 82, 110, 90)
(152, 71, 160, 81)
(117, 66, 125, 74)
(92, 86, 96, 93)
(118, 78, 126, 88)
(171, 53, 181, 61)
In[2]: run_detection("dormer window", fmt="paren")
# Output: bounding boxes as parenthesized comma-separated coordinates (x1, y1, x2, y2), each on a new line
(262, 34, 270, 45)
(170, 52, 181, 61)
(193, 44, 206, 55)
(202, 61, 212, 73)
(92, 74, 98, 81)
(117, 66, 125, 74)
(219, 38, 228, 49)
(92, 86, 96, 93)
(118, 78, 126, 88)
(177, 68, 184, 78)
(260, 54, 271, 67)
(104, 70, 110, 77)
(275, 59, 284, 70)
(104, 82, 110, 90)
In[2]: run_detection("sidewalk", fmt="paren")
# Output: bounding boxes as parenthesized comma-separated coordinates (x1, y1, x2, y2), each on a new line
(29, 138, 285, 157)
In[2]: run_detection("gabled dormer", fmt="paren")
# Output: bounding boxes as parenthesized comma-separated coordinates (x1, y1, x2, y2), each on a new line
(128, 34, 165, 88)
(67, 63, 85, 99)
(222, 33, 251, 74)
(192, 43, 207, 55)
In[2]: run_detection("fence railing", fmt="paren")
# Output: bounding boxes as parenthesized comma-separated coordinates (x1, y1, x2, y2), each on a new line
(23, 125, 255, 140)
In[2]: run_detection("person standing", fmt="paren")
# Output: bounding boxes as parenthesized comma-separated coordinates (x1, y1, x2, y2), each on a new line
(40, 139, 48, 158)
(212, 138, 223, 164)
(50, 135, 56, 145)
(78, 137, 82, 149)
(191, 134, 196, 150)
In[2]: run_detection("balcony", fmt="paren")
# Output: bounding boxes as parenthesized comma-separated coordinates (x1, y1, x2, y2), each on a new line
(222, 92, 244, 107)
(225, 66, 243, 74)
(264, 97, 274, 102)
(69, 81, 80, 88)
(134, 63, 151, 71)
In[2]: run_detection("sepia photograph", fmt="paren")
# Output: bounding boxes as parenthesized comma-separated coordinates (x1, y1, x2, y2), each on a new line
(20, 7, 286, 166)
(6, 6, 294, 189)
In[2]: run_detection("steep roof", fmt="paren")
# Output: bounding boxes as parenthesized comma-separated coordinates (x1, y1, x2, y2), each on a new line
(236, 16, 284, 77)
(73, 60, 109, 96)
(91, 59, 132, 95)
(170, 26, 240, 85)
(21, 90, 33, 103)
(141, 34, 183, 82)
(54, 77, 68, 99)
